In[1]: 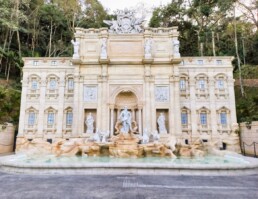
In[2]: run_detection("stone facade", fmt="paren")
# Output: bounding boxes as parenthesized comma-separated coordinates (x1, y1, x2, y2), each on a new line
(17, 26, 239, 150)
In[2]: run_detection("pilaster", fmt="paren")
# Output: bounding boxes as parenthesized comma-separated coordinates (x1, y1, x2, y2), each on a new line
(189, 77, 197, 140)
(37, 72, 47, 138)
(173, 74, 182, 136)
(228, 79, 237, 124)
(169, 76, 175, 135)
(72, 73, 80, 137)
(56, 73, 65, 138)
(209, 77, 217, 138)
(17, 74, 29, 137)
(78, 76, 84, 136)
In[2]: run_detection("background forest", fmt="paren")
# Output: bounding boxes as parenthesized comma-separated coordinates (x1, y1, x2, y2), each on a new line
(0, 0, 257, 126)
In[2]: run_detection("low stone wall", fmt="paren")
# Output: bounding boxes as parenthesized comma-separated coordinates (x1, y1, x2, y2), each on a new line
(240, 121, 258, 156)
(0, 123, 15, 154)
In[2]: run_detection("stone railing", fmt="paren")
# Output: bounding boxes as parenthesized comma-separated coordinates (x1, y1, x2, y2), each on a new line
(0, 123, 15, 154)
(240, 121, 258, 156)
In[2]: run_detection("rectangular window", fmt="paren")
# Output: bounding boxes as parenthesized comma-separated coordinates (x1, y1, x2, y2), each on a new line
(220, 112, 227, 125)
(216, 60, 222, 65)
(47, 112, 55, 125)
(28, 112, 35, 126)
(199, 79, 205, 90)
(33, 61, 39, 66)
(180, 79, 186, 91)
(49, 79, 56, 90)
(31, 80, 38, 90)
(66, 112, 73, 126)
(217, 79, 224, 90)
(51, 61, 57, 66)
(68, 79, 74, 90)
(200, 113, 207, 125)
(181, 112, 188, 125)
(197, 60, 203, 65)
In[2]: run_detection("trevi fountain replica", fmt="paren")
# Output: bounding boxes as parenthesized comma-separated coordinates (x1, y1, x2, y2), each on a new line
(1, 9, 258, 175)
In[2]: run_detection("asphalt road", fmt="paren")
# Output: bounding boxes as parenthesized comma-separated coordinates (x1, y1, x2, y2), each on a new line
(0, 172, 258, 199)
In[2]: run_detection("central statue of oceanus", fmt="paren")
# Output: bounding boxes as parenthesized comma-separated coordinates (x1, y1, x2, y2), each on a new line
(104, 9, 145, 34)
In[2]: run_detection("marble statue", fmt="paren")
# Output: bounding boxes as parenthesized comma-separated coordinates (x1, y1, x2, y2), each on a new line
(172, 38, 180, 58)
(118, 106, 132, 134)
(71, 39, 80, 59)
(152, 130, 160, 142)
(85, 113, 94, 134)
(157, 113, 167, 134)
(100, 38, 107, 59)
(93, 130, 101, 142)
(100, 131, 109, 143)
(144, 38, 152, 59)
(142, 128, 149, 144)
(104, 9, 144, 34)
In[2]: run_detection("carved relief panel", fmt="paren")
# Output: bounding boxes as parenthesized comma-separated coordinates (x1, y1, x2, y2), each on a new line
(84, 85, 98, 102)
(155, 86, 169, 102)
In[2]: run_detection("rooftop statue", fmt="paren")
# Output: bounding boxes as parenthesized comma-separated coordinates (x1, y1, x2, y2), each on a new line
(104, 9, 144, 34)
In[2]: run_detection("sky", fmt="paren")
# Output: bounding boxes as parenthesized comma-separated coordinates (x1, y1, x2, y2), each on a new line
(99, 0, 172, 12)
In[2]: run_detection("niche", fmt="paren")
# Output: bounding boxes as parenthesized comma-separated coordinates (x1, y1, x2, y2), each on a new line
(84, 109, 97, 133)
(156, 109, 169, 133)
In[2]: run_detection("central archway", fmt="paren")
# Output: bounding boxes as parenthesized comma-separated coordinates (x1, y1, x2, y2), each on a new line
(109, 89, 143, 135)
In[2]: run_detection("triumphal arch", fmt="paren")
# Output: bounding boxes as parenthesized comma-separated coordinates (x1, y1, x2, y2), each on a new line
(17, 9, 240, 153)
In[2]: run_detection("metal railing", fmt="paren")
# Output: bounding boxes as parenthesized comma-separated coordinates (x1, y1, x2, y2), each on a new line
(242, 142, 258, 158)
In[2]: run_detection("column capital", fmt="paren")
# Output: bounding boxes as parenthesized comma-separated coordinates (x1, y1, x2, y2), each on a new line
(109, 104, 115, 110)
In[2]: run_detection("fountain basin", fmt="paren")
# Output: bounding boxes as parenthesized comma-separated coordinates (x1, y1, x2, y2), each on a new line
(1, 154, 258, 176)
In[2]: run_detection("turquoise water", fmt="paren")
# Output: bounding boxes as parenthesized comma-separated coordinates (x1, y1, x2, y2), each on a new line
(17, 155, 250, 165)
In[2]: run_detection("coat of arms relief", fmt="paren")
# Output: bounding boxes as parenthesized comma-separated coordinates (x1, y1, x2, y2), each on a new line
(104, 9, 144, 34)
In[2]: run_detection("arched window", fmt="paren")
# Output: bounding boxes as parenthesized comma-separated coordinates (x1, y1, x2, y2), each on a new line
(46, 75, 59, 98)
(195, 74, 209, 98)
(214, 74, 228, 99)
(27, 75, 41, 99)
(25, 107, 38, 128)
(197, 107, 210, 128)
(66, 112, 73, 126)
(44, 107, 57, 129)
(217, 107, 230, 129)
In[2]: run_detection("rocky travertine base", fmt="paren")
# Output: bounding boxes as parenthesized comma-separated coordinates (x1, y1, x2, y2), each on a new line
(16, 132, 240, 158)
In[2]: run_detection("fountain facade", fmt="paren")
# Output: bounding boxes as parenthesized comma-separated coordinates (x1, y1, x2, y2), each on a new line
(16, 9, 241, 158)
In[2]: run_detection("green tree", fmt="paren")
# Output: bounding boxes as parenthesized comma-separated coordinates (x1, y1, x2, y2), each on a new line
(79, 0, 108, 29)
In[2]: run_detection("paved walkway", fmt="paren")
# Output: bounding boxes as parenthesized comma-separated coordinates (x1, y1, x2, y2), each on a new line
(0, 172, 257, 199)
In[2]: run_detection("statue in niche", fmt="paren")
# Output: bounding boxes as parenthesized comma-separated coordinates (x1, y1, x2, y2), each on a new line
(157, 113, 167, 134)
(100, 38, 107, 59)
(85, 112, 94, 134)
(118, 106, 132, 134)
(144, 38, 152, 58)
(172, 38, 180, 58)
(71, 39, 80, 59)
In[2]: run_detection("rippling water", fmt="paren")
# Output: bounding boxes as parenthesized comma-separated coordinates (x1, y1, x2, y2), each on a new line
(9, 154, 249, 165)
